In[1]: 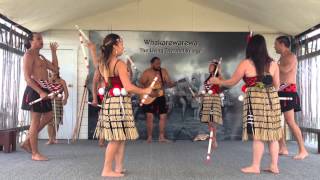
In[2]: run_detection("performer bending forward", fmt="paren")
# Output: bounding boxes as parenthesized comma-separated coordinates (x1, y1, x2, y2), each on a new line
(87, 33, 151, 177)
(211, 34, 282, 174)
(200, 60, 223, 148)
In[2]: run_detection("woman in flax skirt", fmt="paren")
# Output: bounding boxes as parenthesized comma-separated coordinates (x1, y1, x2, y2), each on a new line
(87, 33, 152, 177)
(199, 60, 223, 148)
(211, 34, 282, 174)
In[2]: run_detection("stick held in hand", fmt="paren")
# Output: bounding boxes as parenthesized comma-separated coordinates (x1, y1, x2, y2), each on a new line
(28, 90, 61, 105)
(140, 77, 158, 106)
(75, 25, 89, 41)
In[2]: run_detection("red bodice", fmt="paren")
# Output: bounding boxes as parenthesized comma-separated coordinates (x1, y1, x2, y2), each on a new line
(106, 76, 123, 88)
(243, 76, 258, 87)
(209, 84, 220, 94)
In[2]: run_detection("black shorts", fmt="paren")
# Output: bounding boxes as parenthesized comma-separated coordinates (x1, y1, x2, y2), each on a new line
(142, 96, 167, 114)
(278, 91, 301, 112)
(21, 86, 52, 113)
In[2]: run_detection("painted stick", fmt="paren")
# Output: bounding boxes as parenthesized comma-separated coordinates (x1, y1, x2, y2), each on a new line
(239, 95, 293, 102)
(88, 101, 102, 108)
(28, 91, 61, 105)
(213, 57, 222, 77)
(279, 97, 293, 101)
(75, 25, 89, 41)
(53, 98, 58, 135)
(206, 127, 215, 162)
(78, 34, 89, 69)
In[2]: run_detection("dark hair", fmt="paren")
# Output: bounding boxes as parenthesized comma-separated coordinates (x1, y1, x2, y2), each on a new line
(100, 33, 121, 69)
(246, 34, 272, 76)
(204, 63, 220, 84)
(150, 56, 160, 64)
(276, 36, 290, 48)
(24, 32, 38, 50)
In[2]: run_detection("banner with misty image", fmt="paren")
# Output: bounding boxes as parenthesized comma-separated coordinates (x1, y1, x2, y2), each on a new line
(88, 31, 248, 140)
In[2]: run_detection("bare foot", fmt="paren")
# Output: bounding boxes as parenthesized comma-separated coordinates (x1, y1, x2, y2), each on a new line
(20, 141, 31, 153)
(101, 171, 124, 177)
(98, 140, 104, 147)
(115, 168, 127, 174)
(159, 138, 172, 143)
(279, 152, 289, 156)
(293, 151, 309, 160)
(146, 137, 152, 143)
(263, 166, 279, 174)
(241, 166, 260, 174)
(279, 149, 289, 156)
(46, 140, 57, 145)
(32, 153, 48, 161)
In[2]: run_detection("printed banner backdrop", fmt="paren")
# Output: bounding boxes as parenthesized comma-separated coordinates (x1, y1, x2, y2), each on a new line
(88, 31, 248, 140)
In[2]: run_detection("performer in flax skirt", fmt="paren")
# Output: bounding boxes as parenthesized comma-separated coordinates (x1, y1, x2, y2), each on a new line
(200, 59, 223, 148)
(211, 34, 282, 174)
(87, 33, 152, 177)
(92, 59, 134, 147)
(47, 71, 68, 145)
